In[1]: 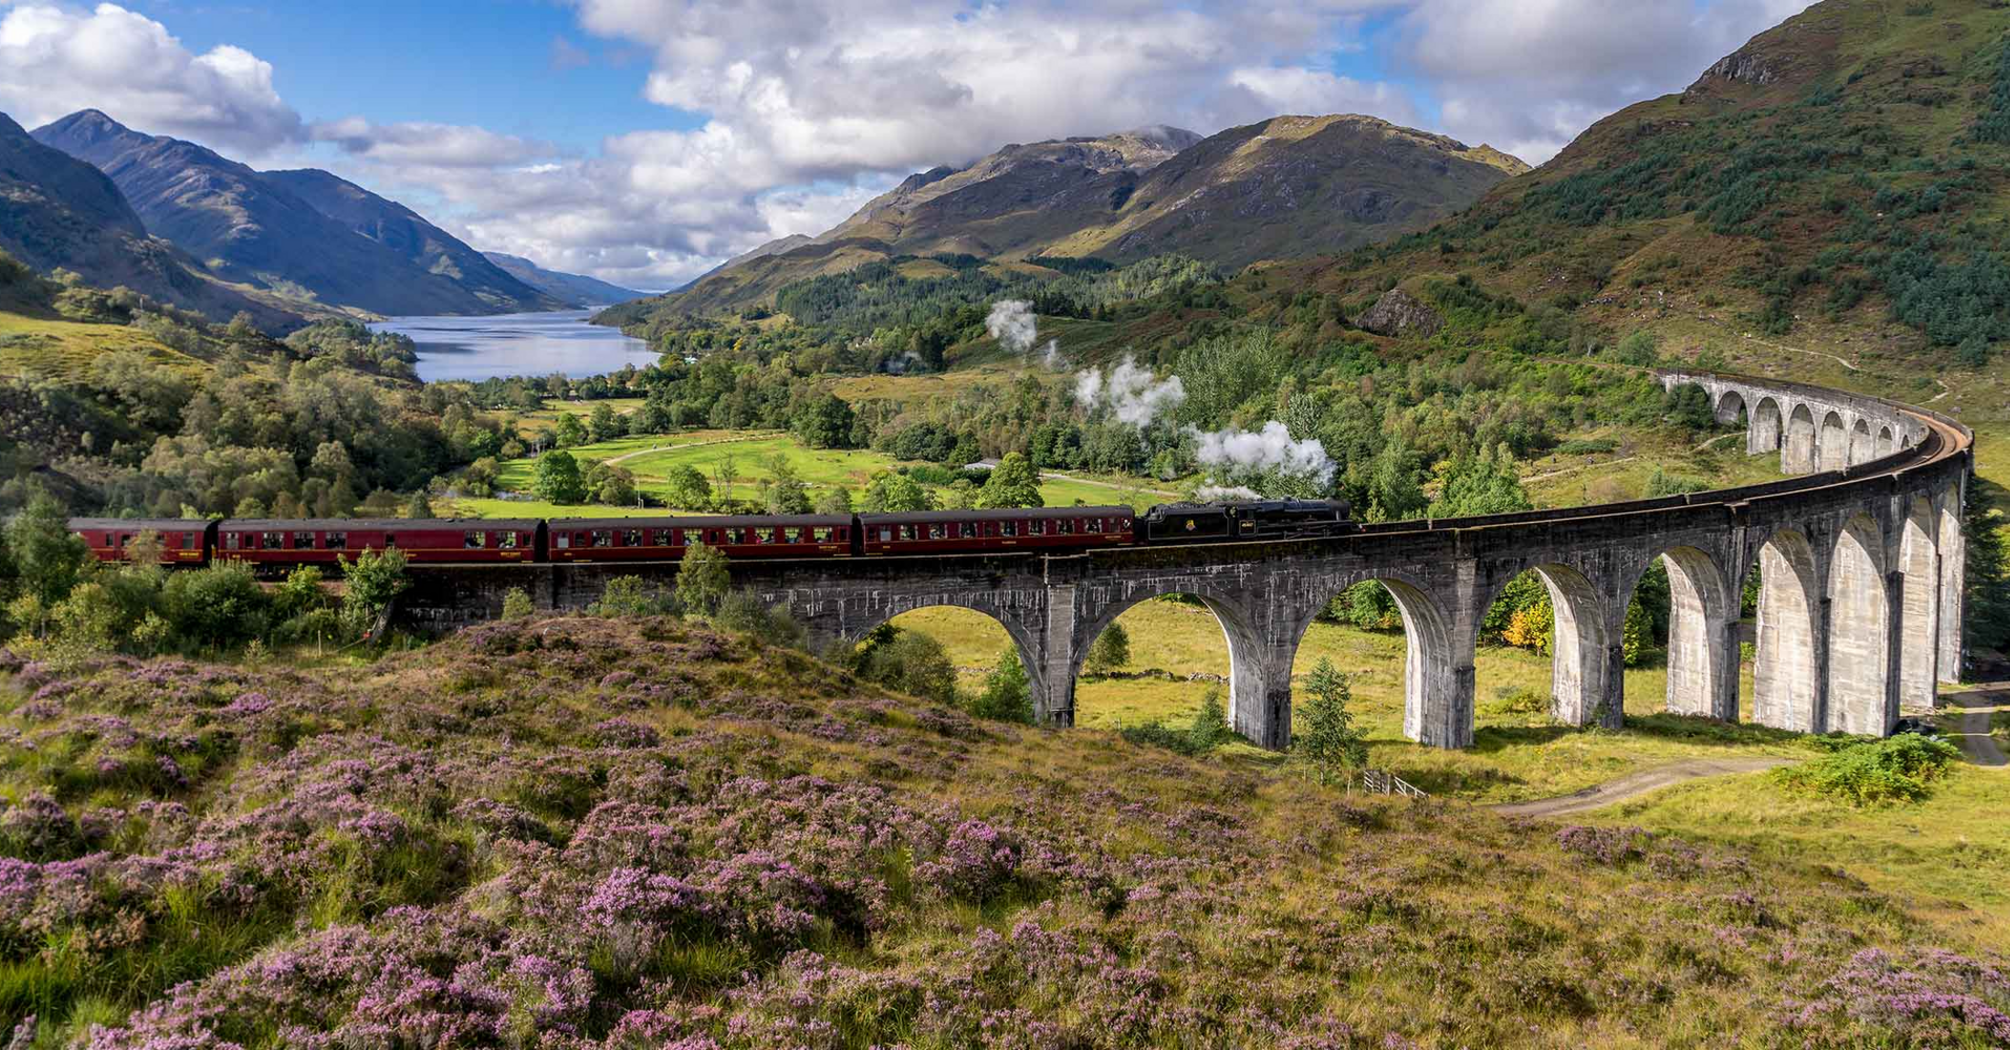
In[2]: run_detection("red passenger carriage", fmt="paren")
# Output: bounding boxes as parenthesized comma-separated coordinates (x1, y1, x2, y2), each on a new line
(858, 506, 1134, 555)
(546, 515, 852, 562)
(70, 518, 214, 565)
(214, 519, 541, 565)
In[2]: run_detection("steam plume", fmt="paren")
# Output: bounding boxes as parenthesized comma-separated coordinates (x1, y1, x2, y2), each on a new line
(1075, 355, 1186, 427)
(1190, 421, 1335, 486)
(986, 299, 1061, 366)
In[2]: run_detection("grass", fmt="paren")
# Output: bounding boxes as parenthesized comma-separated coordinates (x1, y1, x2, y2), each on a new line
(0, 312, 202, 382)
(1519, 423, 1786, 508)
(1591, 764, 2010, 948)
(469, 431, 1166, 515)
(510, 397, 647, 436)
(891, 598, 1804, 803)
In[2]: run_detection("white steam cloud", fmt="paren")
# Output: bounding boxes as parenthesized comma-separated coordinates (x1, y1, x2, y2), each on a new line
(1190, 421, 1336, 487)
(1194, 484, 1263, 502)
(1075, 355, 1186, 427)
(986, 299, 1061, 367)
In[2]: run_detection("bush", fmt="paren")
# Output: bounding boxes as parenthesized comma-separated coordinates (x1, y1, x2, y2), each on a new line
(1773, 735, 1962, 806)
(968, 646, 1033, 724)
(590, 576, 669, 617)
(855, 625, 956, 704)
(1120, 686, 1233, 756)
(713, 591, 807, 649)
(501, 587, 535, 620)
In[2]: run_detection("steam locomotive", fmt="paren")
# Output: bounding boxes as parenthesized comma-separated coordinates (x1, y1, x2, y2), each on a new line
(69, 498, 1353, 567)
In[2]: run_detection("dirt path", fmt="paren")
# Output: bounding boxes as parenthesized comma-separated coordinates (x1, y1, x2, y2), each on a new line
(1489, 756, 1798, 819)
(1941, 686, 2008, 768)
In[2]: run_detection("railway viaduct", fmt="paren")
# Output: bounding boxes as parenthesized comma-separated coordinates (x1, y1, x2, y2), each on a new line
(399, 369, 1973, 750)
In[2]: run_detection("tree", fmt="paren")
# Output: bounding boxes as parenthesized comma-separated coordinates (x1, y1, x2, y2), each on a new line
(662, 464, 712, 511)
(553, 412, 588, 448)
(813, 487, 853, 515)
(588, 402, 622, 443)
(1187, 687, 1230, 753)
(791, 393, 856, 449)
(858, 627, 957, 705)
(1662, 383, 1715, 431)
(1297, 658, 1367, 786)
(969, 646, 1034, 723)
(339, 547, 409, 640)
(404, 490, 435, 519)
(501, 587, 535, 620)
(713, 456, 740, 504)
(533, 450, 587, 504)
(1427, 446, 1531, 519)
(859, 472, 931, 512)
(1622, 598, 1654, 667)
(978, 451, 1043, 509)
(1083, 623, 1131, 676)
(764, 457, 812, 515)
(4, 490, 87, 606)
(586, 461, 638, 505)
(676, 541, 730, 616)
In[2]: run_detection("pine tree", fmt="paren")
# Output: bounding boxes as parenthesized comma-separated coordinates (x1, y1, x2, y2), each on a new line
(1297, 658, 1367, 786)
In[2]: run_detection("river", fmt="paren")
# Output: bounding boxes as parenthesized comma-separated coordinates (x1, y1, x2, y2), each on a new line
(368, 309, 659, 383)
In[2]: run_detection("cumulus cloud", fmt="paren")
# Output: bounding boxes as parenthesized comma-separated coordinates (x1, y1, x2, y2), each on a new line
(310, 118, 551, 168)
(0, 2, 301, 154)
(1395, 0, 1814, 162)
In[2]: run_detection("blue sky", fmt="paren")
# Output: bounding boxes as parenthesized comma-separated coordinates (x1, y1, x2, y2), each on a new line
(0, 0, 1810, 287)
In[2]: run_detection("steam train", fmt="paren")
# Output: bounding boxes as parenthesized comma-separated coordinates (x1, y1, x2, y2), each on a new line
(69, 499, 1353, 567)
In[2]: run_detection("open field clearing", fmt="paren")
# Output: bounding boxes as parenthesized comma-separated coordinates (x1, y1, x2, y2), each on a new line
(0, 313, 200, 381)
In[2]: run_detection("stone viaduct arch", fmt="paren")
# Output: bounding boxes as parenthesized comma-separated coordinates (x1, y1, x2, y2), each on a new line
(395, 369, 1972, 752)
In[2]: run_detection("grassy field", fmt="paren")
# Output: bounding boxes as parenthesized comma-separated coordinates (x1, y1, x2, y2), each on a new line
(890, 597, 1799, 804)
(1520, 424, 1786, 507)
(1591, 764, 2010, 947)
(0, 311, 202, 382)
(465, 431, 1166, 515)
(508, 397, 647, 436)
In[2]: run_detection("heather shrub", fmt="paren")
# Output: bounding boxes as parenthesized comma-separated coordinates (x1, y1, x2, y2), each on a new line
(1774, 734, 1962, 806)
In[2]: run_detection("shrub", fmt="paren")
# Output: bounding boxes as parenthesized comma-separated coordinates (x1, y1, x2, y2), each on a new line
(590, 576, 668, 617)
(501, 587, 535, 620)
(713, 591, 807, 649)
(1296, 659, 1366, 785)
(1480, 688, 1551, 717)
(856, 626, 957, 704)
(1773, 735, 1962, 806)
(969, 646, 1033, 724)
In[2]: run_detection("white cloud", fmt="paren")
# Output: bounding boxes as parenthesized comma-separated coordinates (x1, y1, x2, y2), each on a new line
(1395, 0, 1815, 162)
(0, 2, 301, 153)
(310, 117, 549, 169)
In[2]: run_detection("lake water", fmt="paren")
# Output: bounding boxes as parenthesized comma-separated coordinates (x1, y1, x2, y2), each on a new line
(369, 310, 659, 383)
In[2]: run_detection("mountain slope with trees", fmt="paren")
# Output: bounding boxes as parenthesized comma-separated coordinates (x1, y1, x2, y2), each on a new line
(629, 117, 1524, 321)
(1264, 0, 2010, 376)
(481, 252, 644, 307)
(0, 113, 303, 327)
(29, 110, 550, 318)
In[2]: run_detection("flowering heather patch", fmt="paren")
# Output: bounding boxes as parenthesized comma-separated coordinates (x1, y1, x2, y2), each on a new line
(0, 616, 2002, 1047)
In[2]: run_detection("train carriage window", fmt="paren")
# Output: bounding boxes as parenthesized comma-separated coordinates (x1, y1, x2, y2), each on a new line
(294, 531, 315, 550)
(225, 532, 241, 551)
(813, 526, 833, 543)
(784, 527, 802, 544)
(960, 522, 977, 539)
(878, 526, 893, 542)
(1002, 520, 1018, 537)
(1086, 518, 1100, 533)
(1058, 520, 1074, 535)
(328, 532, 347, 550)
(383, 533, 396, 548)
(755, 527, 774, 544)
(928, 522, 946, 540)
(592, 530, 612, 548)
(500, 531, 519, 549)
(554, 532, 571, 550)
(262, 532, 283, 550)
(465, 531, 487, 549)
(900, 524, 917, 541)
(1028, 519, 1046, 535)
(623, 529, 642, 547)
(651, 529, 672, 547)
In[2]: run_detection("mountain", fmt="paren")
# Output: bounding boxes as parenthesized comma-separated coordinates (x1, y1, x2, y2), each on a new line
(1266, 0, 2010, 374)
(30, 110, 544, 317)
(646, 118, 1521, 319)
(0, 112, 305, 326)
(480, 252, 643, 307)
(263, 169, 560, 311)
